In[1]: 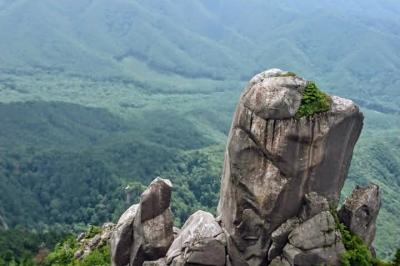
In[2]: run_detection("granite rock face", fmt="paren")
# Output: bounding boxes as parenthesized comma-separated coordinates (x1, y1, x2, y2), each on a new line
(108, 69, 381, 266)
(111, 204, 138, 266)
(167, 210, 226, 266)
(339, 184, 381, 247)
(130, 177, 174, 266)
(110, 177, 174, 266)
(218, 69, 364, 265)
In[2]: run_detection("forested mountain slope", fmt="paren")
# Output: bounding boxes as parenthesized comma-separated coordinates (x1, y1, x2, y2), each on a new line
(0, 0, 399, 260)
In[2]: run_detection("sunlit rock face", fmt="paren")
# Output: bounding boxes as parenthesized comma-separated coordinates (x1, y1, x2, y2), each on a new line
(217, 69, 364, 265)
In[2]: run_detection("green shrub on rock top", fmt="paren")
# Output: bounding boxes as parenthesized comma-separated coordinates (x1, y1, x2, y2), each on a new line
(296, 81, 331, 118)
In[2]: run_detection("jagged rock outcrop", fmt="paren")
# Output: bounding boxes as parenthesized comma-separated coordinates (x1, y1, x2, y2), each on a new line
(339, 184, 381, 248)
(109, 69, 381, 266)
(111, 204, 139, 266)
(166, 210, 226, 266)
(111, 177, 174, 266)
(130, 177, 174, 266)
(217, 68, 364, 265)
(74, 223, 115, 260)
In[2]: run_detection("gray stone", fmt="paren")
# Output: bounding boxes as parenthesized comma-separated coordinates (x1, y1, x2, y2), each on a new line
(299, 192, 329, 221)
(130, 177, 174, 266)
(289, 211, 336, 250)
(111, 204, 138, 266)
(166, 210, 226, 266)
(283, 241, 345, 266)
(218, 69, 363, 265)
(143, 258, 167, 266)
(269, 256, 291, 266)
(339, 184, 380, 247)
(268, 217, 300, 261)
(243, 69, 306, 119)
(140, 177, 172, 222)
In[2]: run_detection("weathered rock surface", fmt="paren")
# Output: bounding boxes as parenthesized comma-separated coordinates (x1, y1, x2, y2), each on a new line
(130, 177, 174, 266)
(339, 184, 381, 247)
(166, 210, 226, 266)
(111, 204, 138, 266)
(106, 69, 381, 266)
(217, 69, 364, 265)
(298, 192, 329, 221)
(143, 258, 167, 266)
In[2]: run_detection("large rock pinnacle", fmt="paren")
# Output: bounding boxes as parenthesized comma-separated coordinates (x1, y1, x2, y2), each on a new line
(110, 68, 379, 266)
(217, 69, 364, 265)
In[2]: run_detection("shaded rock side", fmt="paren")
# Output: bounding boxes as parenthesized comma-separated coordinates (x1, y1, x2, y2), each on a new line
(269, 211, 344, 266)
(130, 177, 174, 266)
(111, 204, 139, 266)
(217, 69, 363, 265)
(339, 184, 381, 247)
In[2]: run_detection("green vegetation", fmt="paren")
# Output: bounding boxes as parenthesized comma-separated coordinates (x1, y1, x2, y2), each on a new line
(337, 223, 375, 266)
(0, 227, 67, 265)
(331, 210, 392, 266)
(0, 0, 399, 262)
(393, 249, 400, 266)
(43, 227, 110, 266)
(279, 71, 297, 77)
(296, 81, 331, 118)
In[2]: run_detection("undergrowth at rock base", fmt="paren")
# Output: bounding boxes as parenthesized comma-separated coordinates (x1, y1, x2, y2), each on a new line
(43, 226, 110, 266)
(296, 81, 331, 118)
(330, 210, 392, 266)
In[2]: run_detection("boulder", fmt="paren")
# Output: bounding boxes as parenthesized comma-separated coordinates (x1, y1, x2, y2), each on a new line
(268, 217, 300, 261)
(339, 184, 381, 247)
(298, 192, 329, 221)
(143, 258, 167, 266)
(166, 210, 226, 266)
(243, 69, 306, 119)
(217, 69, 363, 265)
(279, 211, 345, 266)
(282, 242, 345, 266)
(288, 211, 336, 250)
(130, 177, 174, 266)
(111, 204, 139, 266)
(269, 256, 291, 266)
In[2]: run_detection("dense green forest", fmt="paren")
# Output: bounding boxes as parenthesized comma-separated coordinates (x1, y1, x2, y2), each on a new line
(0, 0, 399, 263)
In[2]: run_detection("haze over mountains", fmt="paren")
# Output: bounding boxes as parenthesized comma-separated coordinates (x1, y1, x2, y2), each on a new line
(0, 0, 399, 259)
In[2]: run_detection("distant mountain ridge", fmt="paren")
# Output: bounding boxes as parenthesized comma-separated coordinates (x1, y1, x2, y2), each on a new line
(0, 0, 399, 109)
(0, 0, 399, 260)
